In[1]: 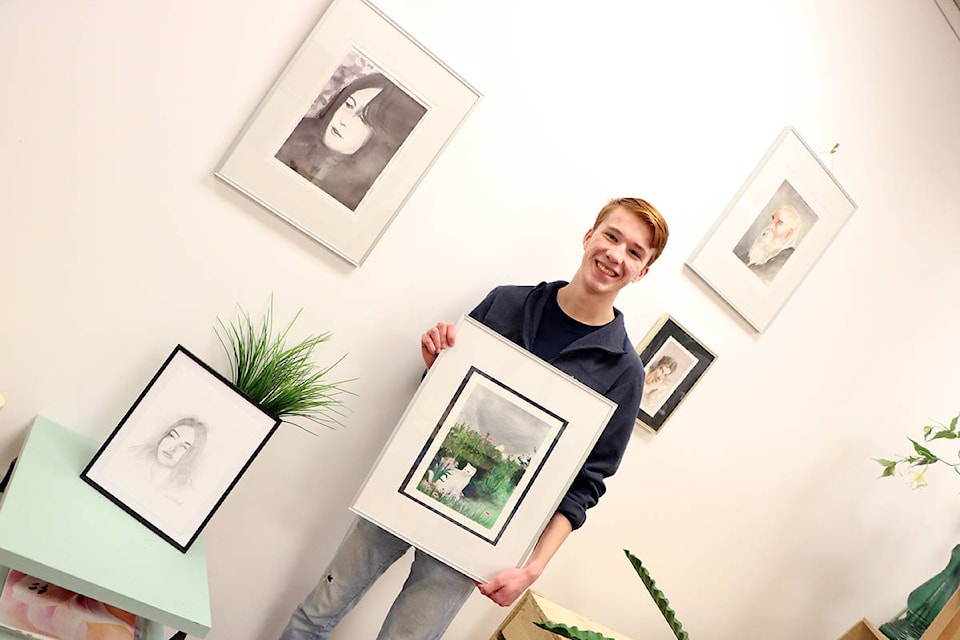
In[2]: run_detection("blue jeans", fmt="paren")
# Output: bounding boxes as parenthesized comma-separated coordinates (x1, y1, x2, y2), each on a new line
(279, 517, 476, 640)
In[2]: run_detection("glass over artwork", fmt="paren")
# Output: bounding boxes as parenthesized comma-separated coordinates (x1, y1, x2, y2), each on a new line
(275, 50, 427, 212)
(399, 367, 566, 544)
(731, 179, 820, 286)
(685, 126, 857, 331)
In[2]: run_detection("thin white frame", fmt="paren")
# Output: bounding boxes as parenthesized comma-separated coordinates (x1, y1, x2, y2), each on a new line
(934, 0, 960, 41)
(635, 314, 716, 434)
(351, 316, 616, 581)
(214, 0, 481, 266)
(686, 126, 857, 332)
(81, 345, 280, 553)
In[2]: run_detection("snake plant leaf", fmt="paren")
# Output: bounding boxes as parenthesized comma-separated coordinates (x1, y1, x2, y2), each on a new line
(533, 621, 615, 640)
(624, 549, 690, 640)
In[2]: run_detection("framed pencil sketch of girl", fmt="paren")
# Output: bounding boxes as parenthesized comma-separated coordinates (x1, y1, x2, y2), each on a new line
(215, 0, 481, 266)
(81, 345, 280, 552)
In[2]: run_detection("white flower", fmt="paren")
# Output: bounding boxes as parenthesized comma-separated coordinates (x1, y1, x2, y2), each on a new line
(907, 468, 929, 490)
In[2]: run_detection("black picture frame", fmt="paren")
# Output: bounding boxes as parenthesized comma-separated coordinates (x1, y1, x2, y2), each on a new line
(81, 345, 280, 552)
(635, 315, 716, 434)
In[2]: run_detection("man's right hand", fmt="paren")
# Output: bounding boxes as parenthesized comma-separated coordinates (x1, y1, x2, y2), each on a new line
(420, 321, 456, 369)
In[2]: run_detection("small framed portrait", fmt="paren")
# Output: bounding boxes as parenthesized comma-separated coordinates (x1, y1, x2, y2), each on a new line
(81, 346, 280, 552)
(635, 315, 716, 434)
(351, 317, 616, 581)
(686, 126, 857, 331)
(215, 0, 481, 266)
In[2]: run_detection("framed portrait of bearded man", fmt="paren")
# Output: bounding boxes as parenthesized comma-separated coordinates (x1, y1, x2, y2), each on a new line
(686, 126, 857, 332)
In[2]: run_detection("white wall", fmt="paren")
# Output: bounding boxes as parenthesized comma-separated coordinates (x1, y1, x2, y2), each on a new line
(2, 0, 960, 638)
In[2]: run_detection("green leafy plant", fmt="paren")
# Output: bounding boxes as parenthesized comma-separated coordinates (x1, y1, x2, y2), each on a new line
(215, 299, 354, 435)
(534, 549, 689, 640)
(876, 413, 960, 489)
(534, 623, 614, 640)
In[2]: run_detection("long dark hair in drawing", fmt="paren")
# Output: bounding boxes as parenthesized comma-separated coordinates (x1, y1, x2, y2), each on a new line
(275, 72, 427, 211)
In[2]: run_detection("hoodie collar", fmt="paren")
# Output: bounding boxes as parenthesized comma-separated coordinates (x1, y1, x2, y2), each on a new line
(523, 281, 630, 356)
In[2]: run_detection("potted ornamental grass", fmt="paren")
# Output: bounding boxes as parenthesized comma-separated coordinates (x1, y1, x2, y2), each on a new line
(215, 299, 354, 435)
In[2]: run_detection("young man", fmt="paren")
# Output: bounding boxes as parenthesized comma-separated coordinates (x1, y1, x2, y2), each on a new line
(280, 197, 669, 640)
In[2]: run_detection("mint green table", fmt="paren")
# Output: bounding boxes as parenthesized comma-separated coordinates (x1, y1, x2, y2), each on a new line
(0, 415, 212, 639)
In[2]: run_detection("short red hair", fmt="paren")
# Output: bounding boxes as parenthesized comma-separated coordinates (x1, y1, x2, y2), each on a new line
(593, 197, 669, 267)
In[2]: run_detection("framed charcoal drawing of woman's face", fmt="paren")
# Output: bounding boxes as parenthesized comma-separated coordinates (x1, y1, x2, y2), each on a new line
(215, 0, 481, 266)
(274, 52, 427, 212)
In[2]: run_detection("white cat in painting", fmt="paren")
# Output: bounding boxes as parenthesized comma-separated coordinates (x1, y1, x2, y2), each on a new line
(433, 462, 476, 500)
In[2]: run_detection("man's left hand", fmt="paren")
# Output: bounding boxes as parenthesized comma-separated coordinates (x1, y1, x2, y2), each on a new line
(475, 566, 539, 607)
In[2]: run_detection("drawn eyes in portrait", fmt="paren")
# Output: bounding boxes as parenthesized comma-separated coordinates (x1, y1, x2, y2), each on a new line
(640, 356, 678, 415)
(731, 179, 820, 286)
(123, 417, 209, 495)
(156, 424, 196, 467)
(274, 51, 428, 212)
(322, 87, 383, 155)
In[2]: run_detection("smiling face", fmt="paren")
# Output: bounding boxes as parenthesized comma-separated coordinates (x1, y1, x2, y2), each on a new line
(156, 425, 196, 467)
(577, 206, 654, 299)
(321, 86, 383, 155)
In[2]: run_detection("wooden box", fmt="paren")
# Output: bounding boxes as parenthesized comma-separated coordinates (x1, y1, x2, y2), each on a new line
(490, 590, 635, 640)
(837, 619, 886, 640)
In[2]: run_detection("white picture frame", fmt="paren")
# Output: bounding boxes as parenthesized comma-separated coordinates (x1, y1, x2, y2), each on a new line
(351, 316, 616, 581)
(214, 0, 481, 266)
(82, 346, 280, 552)
(934, 0, 960, 41)
(686, 126, 857, 332)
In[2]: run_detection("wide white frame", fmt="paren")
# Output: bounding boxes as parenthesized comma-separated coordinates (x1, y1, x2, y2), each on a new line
(934, 0, 960, 41)
(214, 0, 481, 266)
(686, 126, 857, 332)
(351, 317, 616, 581)
(82, 346, 280, 552)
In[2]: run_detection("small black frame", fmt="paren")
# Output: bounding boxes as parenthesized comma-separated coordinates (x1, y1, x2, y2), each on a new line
(635, 315, 716, 434)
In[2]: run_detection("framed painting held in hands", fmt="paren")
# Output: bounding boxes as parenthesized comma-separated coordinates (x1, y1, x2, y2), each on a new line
(350, 316, 616, 582)
(686, 126, 857, 332)
(214, 0, 482, 266)
(81, 345, 280, 553)
(635, 315, 716, 434)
